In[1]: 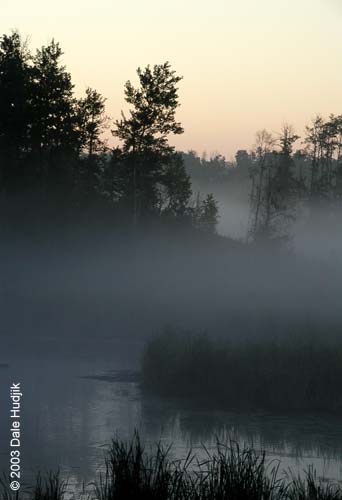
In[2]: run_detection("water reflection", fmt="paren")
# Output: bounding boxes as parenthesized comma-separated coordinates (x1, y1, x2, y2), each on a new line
(0, 349, 342, 495)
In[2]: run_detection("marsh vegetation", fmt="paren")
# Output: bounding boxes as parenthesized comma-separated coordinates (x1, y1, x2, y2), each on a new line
(142, 331, 342, 413)
(2, 433, 342, 500)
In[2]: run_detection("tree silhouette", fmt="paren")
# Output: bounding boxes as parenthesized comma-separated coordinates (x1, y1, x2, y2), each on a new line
(29, 39, 78, 192)
(273, 125, 299, 223)
(6, 29, 342, 242)
(248, 126, 300, 244)
(75, 87, 109, 202)
(248, 129, 276, 241)
(0, 31, 31, 191)
(77, 88, 108, 157)
(198, 194, 219, 233)
(111, 62, 186, 220)
(192, 193, 219, 233)
(305, 114, 342, 203)
(160, 153, 192, 218)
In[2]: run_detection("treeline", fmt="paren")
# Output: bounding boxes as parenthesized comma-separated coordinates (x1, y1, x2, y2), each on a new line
(0, 31, 218, 233)
(3, 31, 342, 244)
(183, 150, 249, 187)
(186, 121, 342, 244)
(247, 122, 342, 243)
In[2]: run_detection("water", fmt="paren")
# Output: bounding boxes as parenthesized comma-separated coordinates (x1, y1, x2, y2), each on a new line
(1, 339, 342, 495)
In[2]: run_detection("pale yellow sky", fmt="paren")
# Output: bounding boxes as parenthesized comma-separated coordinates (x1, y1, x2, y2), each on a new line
(2, 0, 342, 159)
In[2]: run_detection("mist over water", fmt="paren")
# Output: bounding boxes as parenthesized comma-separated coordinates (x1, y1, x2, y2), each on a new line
(1, 224, 341, 347)
(213, 189, 342, 264)
(2, 349, 342, 493)
(2, 198, 342, 350)
(1, 188, 342, 495)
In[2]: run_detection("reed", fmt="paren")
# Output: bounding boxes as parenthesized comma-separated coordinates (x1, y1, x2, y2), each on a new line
(0, 471, 66, 500)
(2, 434, 342, 499)
(142, 329, 342, 413)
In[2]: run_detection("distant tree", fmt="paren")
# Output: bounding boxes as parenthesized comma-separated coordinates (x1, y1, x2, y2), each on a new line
(111, 62, 185, 221)
(181, 151, 201, 180)
(0, 31, 31, 191)
(305, 114, 342, 203)
(292, 149, 310, 194)
(274, 125, 299, 204)
(248, 129, 276, 241)
(206, 154, 229, 179)
(305, 115, 327, 199)
(272, 125, 300, 235)
(195, 193, 219, 234)
(235, 150, 251, 172)
(248, 126, 300, 244)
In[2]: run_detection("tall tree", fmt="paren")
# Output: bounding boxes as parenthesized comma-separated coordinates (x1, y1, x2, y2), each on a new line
(248, 126, 299, 244)
(111, 62, 187, 220)
(77, 87, 108, 157)
(75, 87, 109, 200)
(275, 126, 299, 201)
(29, 40, 78, 191)
(0, 31, 31, 191)
(273, 125, 300, 236)
(248, 129, 276, 241)
(305, 114, 342, 203)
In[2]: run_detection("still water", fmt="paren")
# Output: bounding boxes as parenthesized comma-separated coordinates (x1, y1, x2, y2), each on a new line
(1, 339, 342, 495)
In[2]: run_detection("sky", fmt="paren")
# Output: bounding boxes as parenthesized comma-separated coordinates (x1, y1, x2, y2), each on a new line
(1, 0, 342, 159)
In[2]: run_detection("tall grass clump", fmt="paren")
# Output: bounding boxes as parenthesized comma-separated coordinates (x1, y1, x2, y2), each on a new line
(3, 433, 342, 499)
(31, 471, 66, 500)
(94, 431, 192, 500)
(0, 473, 20, 500)
(93, 433, 287, 500)
(194, 440, 286, 500)
(142, 329, 342, 413)
(0, 471, 66, 500)
(287, 467, 342, 500)
(93, 433, 342, 499)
